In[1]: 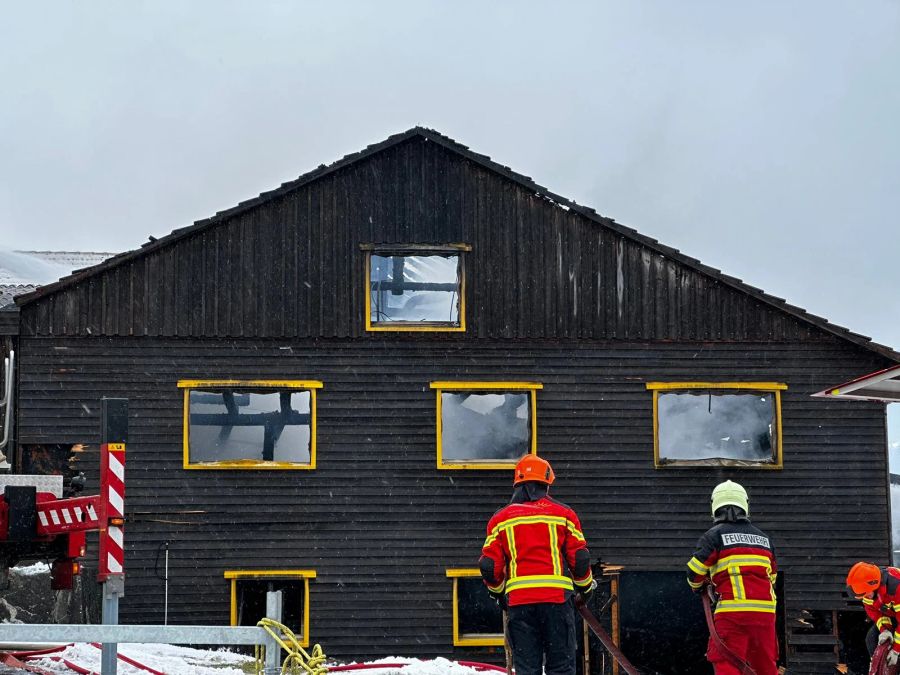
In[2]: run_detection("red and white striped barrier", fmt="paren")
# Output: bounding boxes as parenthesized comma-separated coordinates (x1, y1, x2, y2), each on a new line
(36, 495, 101, 536)
(98, 442, 126, 581)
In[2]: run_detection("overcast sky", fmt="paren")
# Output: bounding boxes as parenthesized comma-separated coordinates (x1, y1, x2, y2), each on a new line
(1, 1, 897, 352)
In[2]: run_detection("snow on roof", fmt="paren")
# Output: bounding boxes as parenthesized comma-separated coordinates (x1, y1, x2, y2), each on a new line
(0, 250, 116, 285)
(0, 249, 116, 309)
(0, 284, 36, 309)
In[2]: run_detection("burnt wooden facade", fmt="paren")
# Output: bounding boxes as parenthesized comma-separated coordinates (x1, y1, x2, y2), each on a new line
(11, 129, 898, 674)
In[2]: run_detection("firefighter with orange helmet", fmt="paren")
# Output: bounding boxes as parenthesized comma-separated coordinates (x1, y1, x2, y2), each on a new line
(846, 562, 900, 665)
(479, 454, 596, 675)
(687, 480, 778, 675)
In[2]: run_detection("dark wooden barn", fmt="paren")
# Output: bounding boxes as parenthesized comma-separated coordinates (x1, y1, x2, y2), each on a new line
(7, 128, 898, 674)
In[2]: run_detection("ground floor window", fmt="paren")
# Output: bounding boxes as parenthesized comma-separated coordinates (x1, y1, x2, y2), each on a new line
(431, 382, 542, 469)
(224, 569, 316, 646)
(646, 382, 786, 468)
(179, 380, 323, 470)
(445, 568, 503, 646)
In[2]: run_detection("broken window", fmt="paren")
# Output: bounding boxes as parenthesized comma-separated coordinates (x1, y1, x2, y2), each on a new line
(364, 245, 468, 331)
(431, 382, 542, 469)
(225, 570, 315, 647)
(178, 380, 322, 469)
(646, 382, 786, 468)
(446, 569, 503, 646)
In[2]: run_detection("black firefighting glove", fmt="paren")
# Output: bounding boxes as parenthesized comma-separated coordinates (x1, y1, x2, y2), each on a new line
(577, 579, 597, 604)
(489, 591, 507, 611)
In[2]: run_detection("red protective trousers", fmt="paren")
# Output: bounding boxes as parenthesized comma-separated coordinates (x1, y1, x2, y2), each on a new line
(707, 613, 778, 675)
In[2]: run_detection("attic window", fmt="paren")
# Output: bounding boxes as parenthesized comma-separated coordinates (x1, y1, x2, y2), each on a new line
(225, 570, 315, 648)
(646, 382, 787, 469)
(178, 380, 322, 470)
(445, 569, 503, 647)
(363, 244, 469, 331)
(431, 382, 541, 469)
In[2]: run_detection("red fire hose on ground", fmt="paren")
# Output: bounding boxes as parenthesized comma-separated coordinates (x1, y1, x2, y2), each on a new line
(701, 589, 756, 675)
(1, 646, 510, 675)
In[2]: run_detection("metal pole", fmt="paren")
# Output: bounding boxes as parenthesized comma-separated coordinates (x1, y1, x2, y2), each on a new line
(264, 590, 284, 675)
(101, 577, 124, 674)
(164, 543, 169, 626)
(99, 398, 128, 675)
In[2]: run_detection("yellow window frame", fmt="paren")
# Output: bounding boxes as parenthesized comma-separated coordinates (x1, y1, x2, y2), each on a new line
(363, 244, 470, 332)
(431, 382, 542, 469)
(225, 569, 316, 647)
(646, 382, 787, 470)
(446, 568, 504, 647)
(178, 379, 323, 470)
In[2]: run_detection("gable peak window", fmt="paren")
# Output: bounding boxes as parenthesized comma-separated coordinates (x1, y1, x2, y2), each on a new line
(363, 244, 469, 332)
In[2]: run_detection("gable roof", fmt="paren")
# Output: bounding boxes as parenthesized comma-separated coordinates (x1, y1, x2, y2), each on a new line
(14, 127, 900, 361)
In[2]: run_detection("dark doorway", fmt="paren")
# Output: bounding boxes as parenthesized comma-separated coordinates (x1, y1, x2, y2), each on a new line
(619, 571, 710, 675)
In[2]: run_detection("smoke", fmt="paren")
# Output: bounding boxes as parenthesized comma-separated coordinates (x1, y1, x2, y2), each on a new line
(441, 392, 530, 461)
(658, 391, 775, 462)
(0, 249, 71, 285)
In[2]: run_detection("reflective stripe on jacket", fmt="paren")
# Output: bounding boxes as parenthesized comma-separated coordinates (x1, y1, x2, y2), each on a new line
(686, 519, 777, 615)
(480, 496, 592, 606)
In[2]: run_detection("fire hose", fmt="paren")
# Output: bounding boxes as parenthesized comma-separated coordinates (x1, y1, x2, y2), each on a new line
(573, 595, 642, 675)
(869, 642, 900, 675)
(701, 588, 756, 675)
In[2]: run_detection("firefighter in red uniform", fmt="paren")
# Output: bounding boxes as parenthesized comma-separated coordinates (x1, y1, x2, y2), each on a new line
(687, 480, 778, 675)
(479, 455, 596, 675)
(846, 562, 900, 666)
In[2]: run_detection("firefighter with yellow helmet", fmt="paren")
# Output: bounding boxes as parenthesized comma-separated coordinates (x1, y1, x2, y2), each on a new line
(479, 455, 596, 675)
(846, 561, 900, 665)
(687, 480, 778, 675)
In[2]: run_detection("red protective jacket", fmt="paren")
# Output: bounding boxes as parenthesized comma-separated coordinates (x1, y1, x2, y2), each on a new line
(480, 495, 593, 606)
(862, 567, 900, 653)
(687, 519, 777, 616)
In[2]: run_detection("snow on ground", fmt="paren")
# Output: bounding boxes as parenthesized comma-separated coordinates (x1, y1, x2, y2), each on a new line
(28, 643, 252, 674)
(19, 645, 490, 675)
(10, 562, 50, 577)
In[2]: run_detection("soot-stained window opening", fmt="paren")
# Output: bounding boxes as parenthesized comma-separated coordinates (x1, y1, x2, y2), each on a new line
(446, 569, 503, 646)
(431, 382, 542, 469)
(362, 244, 470, 331)
(225, 570, 315, 647)
(646, 382, 787, 468)
(178, 380, 323, 470)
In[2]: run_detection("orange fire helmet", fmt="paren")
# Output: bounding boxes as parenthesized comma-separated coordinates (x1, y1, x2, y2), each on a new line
(514, 455, 555, 486)
(846, 562, 882, 596)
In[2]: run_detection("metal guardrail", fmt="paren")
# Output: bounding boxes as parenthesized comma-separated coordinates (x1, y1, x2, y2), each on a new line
(0, 590, 288, 674)
(0, 623, 281, 674)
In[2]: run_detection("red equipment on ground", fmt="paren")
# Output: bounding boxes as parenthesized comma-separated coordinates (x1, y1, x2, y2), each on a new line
(1, 440, 122, 591)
